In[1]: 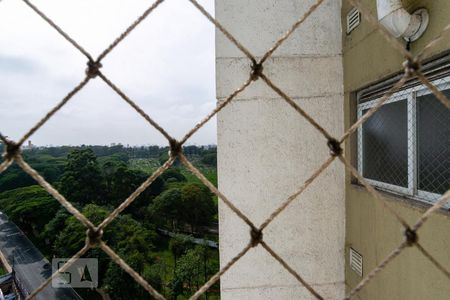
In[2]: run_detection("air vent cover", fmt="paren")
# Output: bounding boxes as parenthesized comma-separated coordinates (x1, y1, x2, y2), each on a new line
(349, 248, 363, 277)
(347, 7, 361, 34)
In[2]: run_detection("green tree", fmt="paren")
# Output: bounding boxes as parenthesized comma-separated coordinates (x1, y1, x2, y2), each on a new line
(0, 186, 59, 236)
(200, 152, 217, 167)
(100, 160, 164, 215)
(58, 149, 105, 205)
(169, 234, 192, 266)
(0, 165, 35, 192)
(53, 204, 110, 257)
(180, 183, 216, 233)
(148, 188, 183, 231)
(0, 154, 65, 192)
(54, 204, 158, 298)
(143, 263, 163, 292)
(103, 250, 155, 300)
(54, 204, 157, 258)
(160, 168, 186, 183)
(110, 215, 157, 255)
(110, 165, 164, 209)
(101, 217, 158, 299)
(172, 247, 203, 296)
(109, 164, 141, 206)
(149, 183, 216, 233)
(41, 209, 70, 247)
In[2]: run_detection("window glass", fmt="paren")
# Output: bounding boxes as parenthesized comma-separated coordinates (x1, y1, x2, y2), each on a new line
(417, 89, 450, 195)
(362, 100, 408, 187)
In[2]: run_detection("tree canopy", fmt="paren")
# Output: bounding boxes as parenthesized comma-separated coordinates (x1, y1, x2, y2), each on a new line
(0, 144, 219, 299)
(58, 149, 106, 205)
(0, 185, 59, 234)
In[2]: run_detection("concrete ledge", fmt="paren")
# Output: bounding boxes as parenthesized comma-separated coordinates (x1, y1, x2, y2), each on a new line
(216, 56, 343, 100)
(221, 280, 345, 300)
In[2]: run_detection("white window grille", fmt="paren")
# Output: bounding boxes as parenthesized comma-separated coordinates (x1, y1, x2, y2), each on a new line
(357, 75, 450, 208)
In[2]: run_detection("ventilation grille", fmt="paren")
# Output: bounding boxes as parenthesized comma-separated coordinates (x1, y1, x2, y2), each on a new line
(347, 7, 360, 34)
(349, 248, 363, 277)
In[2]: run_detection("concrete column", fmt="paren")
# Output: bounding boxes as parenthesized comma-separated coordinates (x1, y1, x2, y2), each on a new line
(216, 1, 345, 299)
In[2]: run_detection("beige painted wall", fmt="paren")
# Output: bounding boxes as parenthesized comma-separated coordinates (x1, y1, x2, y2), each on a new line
(342, 1, 450, 299)
(216, 1, 345, 299)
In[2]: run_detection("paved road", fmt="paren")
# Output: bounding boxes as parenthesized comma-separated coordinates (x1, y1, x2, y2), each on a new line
(0, 211, 82, 300)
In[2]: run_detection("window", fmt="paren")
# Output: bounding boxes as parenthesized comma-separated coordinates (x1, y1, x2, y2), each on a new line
(357, 75, 450, 207)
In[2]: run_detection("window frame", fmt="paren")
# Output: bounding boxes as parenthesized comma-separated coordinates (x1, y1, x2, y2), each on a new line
(357, 75, 450, 205)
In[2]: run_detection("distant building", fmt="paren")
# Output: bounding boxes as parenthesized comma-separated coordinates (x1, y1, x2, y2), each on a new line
(22, 141, 34, 150)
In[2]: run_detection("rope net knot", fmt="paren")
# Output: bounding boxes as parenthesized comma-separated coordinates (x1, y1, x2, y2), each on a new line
(86, 60, 103, 78)
(250, 227, 263, 247)
(86, 228, 104, 247)
(404, 228, 418, 247)
(327, 138, 343, 157)
(3, 141, 20, 160)
(169, 139, 182, 157)
(250, 61, 264, 81)
(403, 58, 421, 77)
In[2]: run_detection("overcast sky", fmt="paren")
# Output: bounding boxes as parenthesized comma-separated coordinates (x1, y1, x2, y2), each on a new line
(0, 0, 216, 146)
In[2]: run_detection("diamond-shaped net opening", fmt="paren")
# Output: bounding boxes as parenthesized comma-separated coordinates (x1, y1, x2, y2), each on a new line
(0, 0, 449, 299)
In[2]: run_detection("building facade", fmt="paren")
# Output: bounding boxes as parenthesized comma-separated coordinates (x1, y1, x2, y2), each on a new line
(343, 1, 450, 299)
(216, 0, 345, 298)
(216, 0, 450, 299)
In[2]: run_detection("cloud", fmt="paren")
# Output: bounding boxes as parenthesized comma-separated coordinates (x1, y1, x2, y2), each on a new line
(0, 55, 40, 73)
(0, 0, 216, 146)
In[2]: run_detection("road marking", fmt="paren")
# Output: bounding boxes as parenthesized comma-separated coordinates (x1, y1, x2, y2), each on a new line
(7, 233, 21, 237)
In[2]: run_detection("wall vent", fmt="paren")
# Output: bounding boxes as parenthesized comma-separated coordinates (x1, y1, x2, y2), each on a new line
(349, 248, 363, 277)
(346, 7, 360, 34)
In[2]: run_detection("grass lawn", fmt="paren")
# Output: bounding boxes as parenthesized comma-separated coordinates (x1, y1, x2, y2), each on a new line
(128, 158, 220, 298)
(153, 235, 220, 299)
(129, 158, 161, 174)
